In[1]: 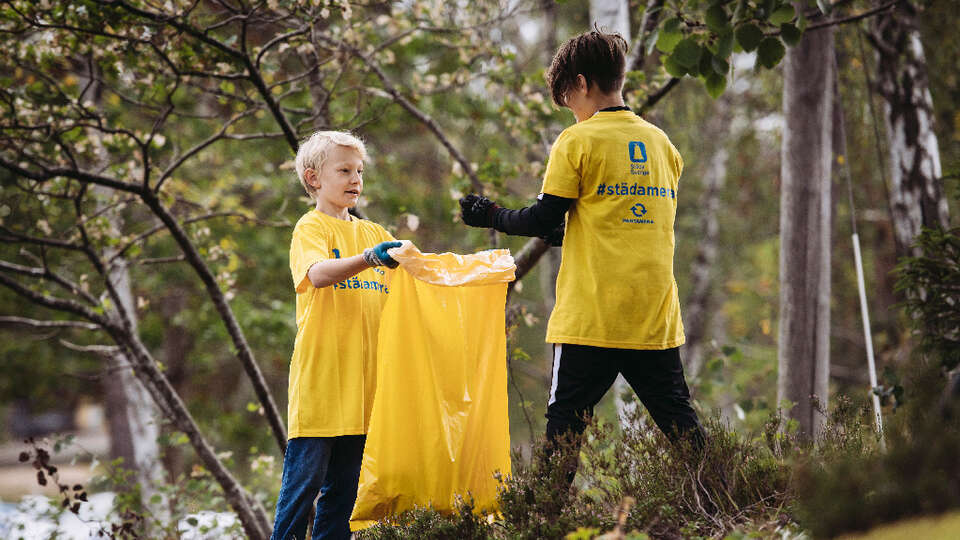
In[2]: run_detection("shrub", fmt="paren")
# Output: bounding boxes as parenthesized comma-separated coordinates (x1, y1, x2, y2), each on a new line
(793, 226, 960, 538)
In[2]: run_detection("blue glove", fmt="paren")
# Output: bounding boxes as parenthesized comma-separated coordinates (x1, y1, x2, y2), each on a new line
(363, 241, 402, 268)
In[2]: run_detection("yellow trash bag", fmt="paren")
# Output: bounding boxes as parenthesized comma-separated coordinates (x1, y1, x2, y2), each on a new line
(350, 241, 514, 530)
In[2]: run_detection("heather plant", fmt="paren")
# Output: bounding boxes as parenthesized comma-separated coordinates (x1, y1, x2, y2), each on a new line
(793, 226, 960, 538)
(361, 411, 800, 539)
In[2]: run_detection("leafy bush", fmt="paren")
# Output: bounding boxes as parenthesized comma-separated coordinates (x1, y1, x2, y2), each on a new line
(793, 226, 960, 538)
(360, 412, 797, 539)
(358, 497, 492, 540)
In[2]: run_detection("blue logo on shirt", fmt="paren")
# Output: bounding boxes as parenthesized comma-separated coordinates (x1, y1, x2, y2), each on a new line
(624, 201, 654, 224)
(628, 141, 648, 163)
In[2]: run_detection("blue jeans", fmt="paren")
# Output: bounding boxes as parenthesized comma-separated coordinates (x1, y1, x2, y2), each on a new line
(271, 436, 366, 540)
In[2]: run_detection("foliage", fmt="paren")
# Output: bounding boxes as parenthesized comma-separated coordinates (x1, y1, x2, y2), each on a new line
(793, 227, 960, 538)
(2, 0, 955, 537)
(361, 411, 799, 539)
(793, 366, 960, 538)
(894, 227, 960, 370)
(358, 497, 492, 540)
(651, 0, 802, 98)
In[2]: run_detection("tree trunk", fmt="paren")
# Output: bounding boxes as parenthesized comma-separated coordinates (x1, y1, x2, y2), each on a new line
(79, 60, 168, 524)
(777, 14, 834, 438)
(589, 0, 629, 37)
(870, 1, 949, 257)
(100, 273, 167, 524)
(682, 95, 732, 378)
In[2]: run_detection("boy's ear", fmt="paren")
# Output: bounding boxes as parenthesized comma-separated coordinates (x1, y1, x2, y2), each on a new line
(304, 168, 321, 189)
(576, 74, 588, 92)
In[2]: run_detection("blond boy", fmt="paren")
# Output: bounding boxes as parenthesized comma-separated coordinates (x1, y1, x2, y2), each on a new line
(272, 131, 400, 540)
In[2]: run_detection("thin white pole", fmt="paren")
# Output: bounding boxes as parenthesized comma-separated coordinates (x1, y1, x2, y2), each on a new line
(852, 232, 885, 449)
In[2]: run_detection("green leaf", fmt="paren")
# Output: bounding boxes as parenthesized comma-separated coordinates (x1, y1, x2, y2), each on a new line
(760, 0, 777, 18)
(769, 5, 795, 25)
(780, 23, 803, 46)
(663, 16, 682, 34)
(757, 37, 786, 68)
(662, 55, 688, 78)
(696, 47, 713, 77)
(705, 5, 730, 33)
(705, 72, 727, 99)
(713, 30, 734, 58)
(186, 517, 199, 527)
(735, 23, 764, 52)
(656, 18, 683, 53)
(671, 37, 701, 68)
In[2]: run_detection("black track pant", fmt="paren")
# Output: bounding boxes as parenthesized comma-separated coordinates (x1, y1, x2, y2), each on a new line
(545, 343, 704, 450)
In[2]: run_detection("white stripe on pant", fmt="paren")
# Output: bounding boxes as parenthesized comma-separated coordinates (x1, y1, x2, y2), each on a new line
(548, 343, 562, 405)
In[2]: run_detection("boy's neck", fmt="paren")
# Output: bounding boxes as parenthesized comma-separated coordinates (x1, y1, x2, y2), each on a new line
(574, 92, 626, 122)
(315, 201, 352, 221)
(591, 94, 625, 112)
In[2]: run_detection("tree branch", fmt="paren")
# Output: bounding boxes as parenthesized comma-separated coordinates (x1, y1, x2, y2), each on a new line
(110, 211, 290, 264)
(0, 272, 109, 327)
(0, 157, 144, 195)
(627, 0, 666, 72)
(510, 237, 551, 289)
(640, 77, 681, 114)
(806, 0, 903, 33)
(139, 190, 288, 453)
(315, 32, 486, 194)
(101, 0, 299, 151)
(0, 316, 100, 331)
(58, 339, 121, 355)
(0, 259, 99, 306)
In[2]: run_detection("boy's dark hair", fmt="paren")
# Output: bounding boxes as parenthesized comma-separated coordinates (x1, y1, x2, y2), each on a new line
(545, 29, 628, 107)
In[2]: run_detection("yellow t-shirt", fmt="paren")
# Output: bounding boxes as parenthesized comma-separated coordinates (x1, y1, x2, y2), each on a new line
(287, 209, 395, 438)
(541, 110, 685, 350)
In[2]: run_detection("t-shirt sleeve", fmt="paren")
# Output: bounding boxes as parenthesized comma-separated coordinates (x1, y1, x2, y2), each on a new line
(671, 143, 684, 179)
(290, 220, 330, 294)
(540, 130, 583, 199)
(378, 225, 397, 243)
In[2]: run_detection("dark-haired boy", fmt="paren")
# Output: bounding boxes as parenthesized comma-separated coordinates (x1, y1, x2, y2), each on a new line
(460, 30, 704, 474)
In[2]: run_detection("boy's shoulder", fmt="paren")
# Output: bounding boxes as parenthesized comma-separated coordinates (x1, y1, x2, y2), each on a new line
(294, 210, 390, 235)
(293, 209, 325, 233)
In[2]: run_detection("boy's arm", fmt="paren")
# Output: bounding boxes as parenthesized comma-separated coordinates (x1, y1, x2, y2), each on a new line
(459, 193, 572, 242)
(305, 241, 401, 288)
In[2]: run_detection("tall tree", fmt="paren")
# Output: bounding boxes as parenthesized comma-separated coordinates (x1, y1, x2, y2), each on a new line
(868, 0, 950, 257)
(777, 7, 835, 437)
(683, 94, 732, 378)
(80, 59, 167, 522)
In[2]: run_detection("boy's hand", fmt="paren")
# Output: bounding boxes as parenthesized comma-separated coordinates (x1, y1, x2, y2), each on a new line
(363, 241, 402, 269)
(459, 194, 499, 227)
(541, 221, 565, 247)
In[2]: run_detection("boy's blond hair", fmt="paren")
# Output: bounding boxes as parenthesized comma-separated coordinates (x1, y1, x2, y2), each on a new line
(295, 131, 368, 200)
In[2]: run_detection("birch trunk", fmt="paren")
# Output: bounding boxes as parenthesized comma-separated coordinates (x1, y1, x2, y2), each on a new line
(777, 14, 834, 438)
(79, 61, 167, 524)
(683, 95, 732, 378)
(870, 1, 949, 257)
(78, 63, 270, 539)
(589, 0, 629, 36)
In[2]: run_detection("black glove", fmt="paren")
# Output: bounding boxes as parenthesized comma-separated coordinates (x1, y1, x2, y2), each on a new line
(459, 194, 499, 228)
(540, 220, 565, 247)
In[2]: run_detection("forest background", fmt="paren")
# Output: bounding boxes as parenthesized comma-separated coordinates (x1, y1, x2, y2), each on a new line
(0, 0, 958, 538)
